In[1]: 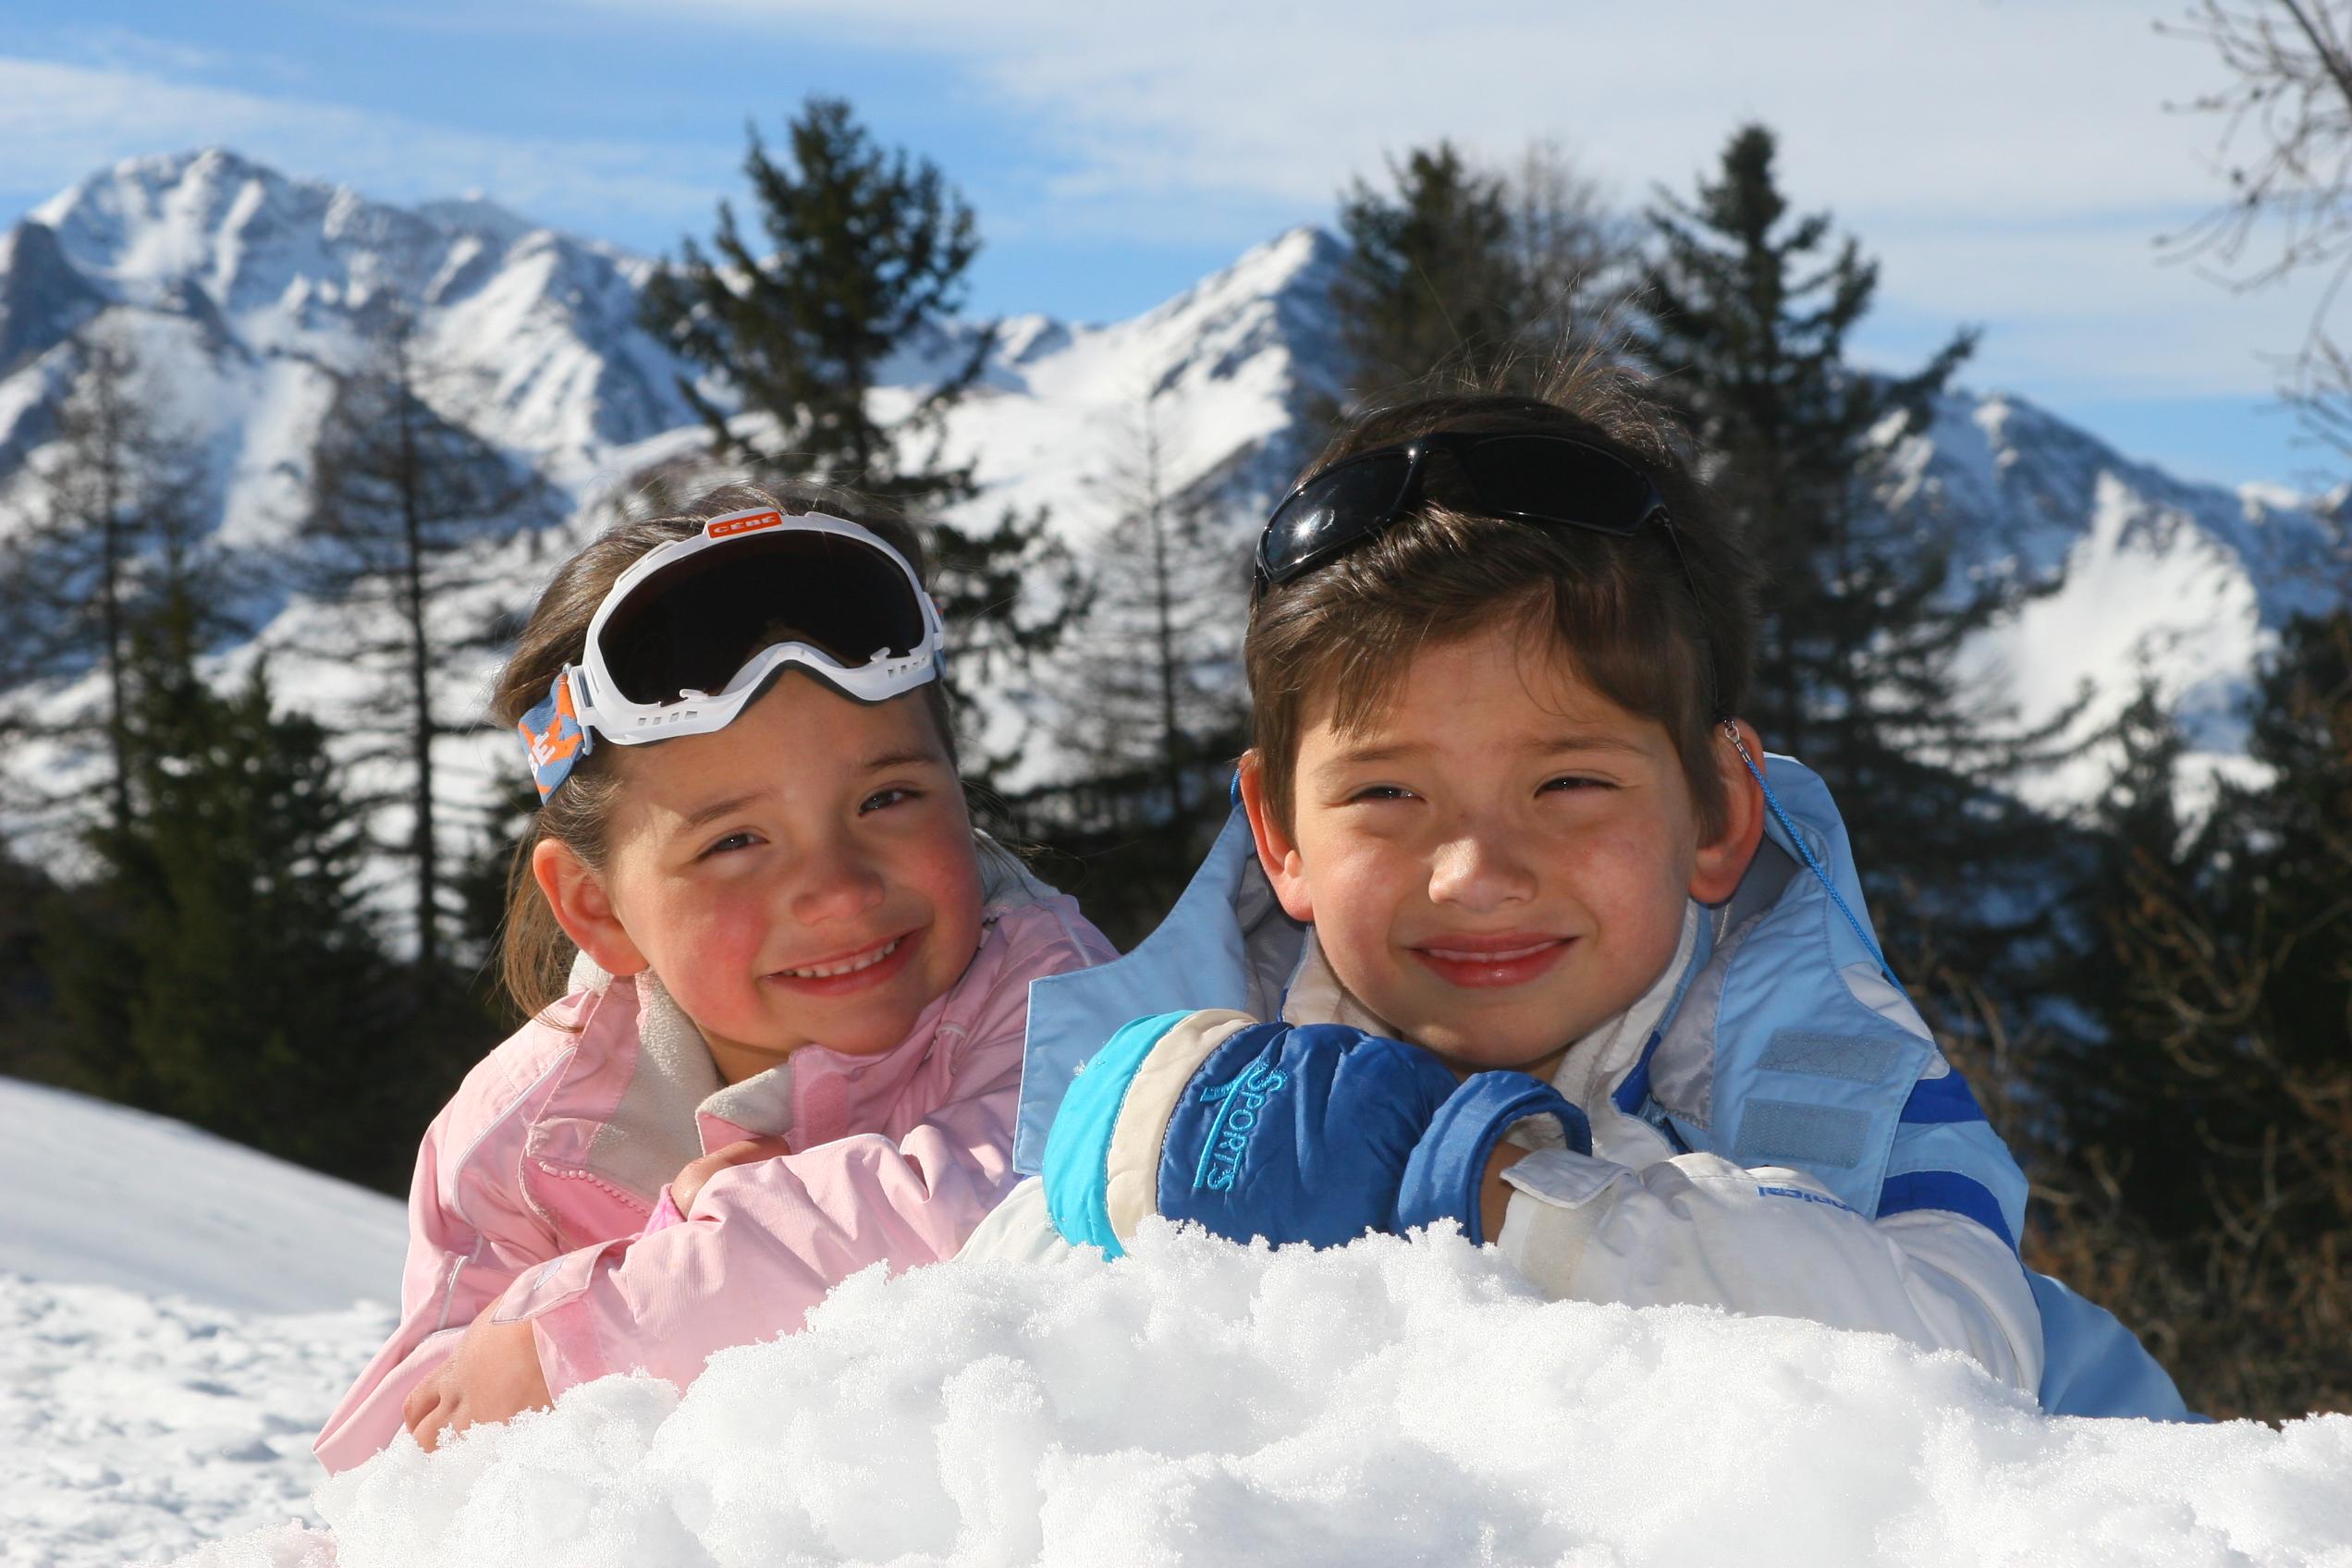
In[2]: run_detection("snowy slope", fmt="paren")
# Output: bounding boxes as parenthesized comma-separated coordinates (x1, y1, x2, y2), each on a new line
(0, 147, 2341, 865)
(0, 1078, 405, 1311)
(0, 1078, 403, 1568)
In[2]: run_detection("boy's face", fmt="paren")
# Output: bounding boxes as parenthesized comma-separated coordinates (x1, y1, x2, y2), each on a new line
(1241, 619, 1758, 1082)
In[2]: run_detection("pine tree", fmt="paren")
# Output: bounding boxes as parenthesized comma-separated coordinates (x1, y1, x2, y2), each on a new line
(43, 492, 496, 1192)
(1331, 141, 1635, 406)
(1052, 398, 1248, 815)
(2036, 614, 2352, 1416)
(1333, 143, 1519, 399)
(1634, 123, 2069, 1000)
(1005, 398, 1249, 941)
(642, 96, 1081, 786)
(0, 327, 216, 832)
(643, 96, 984, 505)
(300, 305, 557, 970)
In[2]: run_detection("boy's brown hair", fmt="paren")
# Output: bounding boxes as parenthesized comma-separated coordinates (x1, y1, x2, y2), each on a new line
(489, 480, 956, 1023)
(1246, 357, 1756, 838)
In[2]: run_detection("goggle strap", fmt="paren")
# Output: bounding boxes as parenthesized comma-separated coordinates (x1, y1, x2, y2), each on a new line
(519, 668, 595, 803)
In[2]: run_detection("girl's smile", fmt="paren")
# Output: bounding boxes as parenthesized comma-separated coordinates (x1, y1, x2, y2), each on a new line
(766, 928, 920, 992)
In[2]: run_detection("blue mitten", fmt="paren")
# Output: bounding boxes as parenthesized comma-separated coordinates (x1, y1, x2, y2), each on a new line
(1041, 1011, 1592, 1256)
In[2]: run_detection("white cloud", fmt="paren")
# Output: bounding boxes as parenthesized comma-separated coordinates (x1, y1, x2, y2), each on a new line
(555, 0, 2321, 403)
(570, 0, 2235, 218)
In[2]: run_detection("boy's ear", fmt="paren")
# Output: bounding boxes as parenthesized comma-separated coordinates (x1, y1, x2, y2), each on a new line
(1236, 751, 1315, 925)
(532, 838, 649, 978)
(1690, 719, 1768, 905)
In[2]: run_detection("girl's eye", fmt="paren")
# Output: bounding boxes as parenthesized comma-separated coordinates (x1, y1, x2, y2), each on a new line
(861, 786, 916, 815)
(701, 831, 760, 858)
(1541, 776, 1610, 795)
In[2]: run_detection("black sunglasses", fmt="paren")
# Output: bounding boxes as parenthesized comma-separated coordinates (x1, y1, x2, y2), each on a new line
(1253, 430, 1719, 709)
(1256, 431, 1687, 589)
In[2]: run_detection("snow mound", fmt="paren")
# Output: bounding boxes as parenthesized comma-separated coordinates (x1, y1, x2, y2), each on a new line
(175, 1222, 2351, 1568)
(0, 1078, 407, 1313)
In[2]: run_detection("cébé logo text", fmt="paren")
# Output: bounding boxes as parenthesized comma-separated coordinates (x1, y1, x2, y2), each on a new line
(1193, 1061, 1288, 1193)
(705, 508, 787, 540)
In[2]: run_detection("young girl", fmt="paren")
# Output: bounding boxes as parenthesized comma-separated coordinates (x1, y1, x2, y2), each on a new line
(313, 484, 1116, 1471)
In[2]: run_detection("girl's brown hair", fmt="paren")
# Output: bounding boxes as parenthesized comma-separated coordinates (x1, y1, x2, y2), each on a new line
(1246, 355, 1758, 838)
(490, 481, 955, 1023)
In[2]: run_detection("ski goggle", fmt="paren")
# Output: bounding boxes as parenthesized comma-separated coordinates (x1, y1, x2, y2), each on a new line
(517, 508, 943, 802)
(1254, 431, 1688, 598)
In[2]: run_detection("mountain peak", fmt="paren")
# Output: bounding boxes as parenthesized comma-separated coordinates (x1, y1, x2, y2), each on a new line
(415, 194, 543, 246)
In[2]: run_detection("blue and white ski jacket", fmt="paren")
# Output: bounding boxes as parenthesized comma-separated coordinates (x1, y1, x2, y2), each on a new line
(966, 755, 2188, 1420)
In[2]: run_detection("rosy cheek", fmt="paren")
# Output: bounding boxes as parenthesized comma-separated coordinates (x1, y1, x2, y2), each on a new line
(667, 884, 772, 968)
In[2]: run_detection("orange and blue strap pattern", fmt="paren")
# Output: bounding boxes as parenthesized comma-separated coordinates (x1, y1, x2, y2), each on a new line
(519, 669, 594, 802)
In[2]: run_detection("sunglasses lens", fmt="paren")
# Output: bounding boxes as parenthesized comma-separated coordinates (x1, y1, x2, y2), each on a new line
(1261, 452, 1415, 583)
(597, 531, 926, 706)
(1464, 435, 1655, 533)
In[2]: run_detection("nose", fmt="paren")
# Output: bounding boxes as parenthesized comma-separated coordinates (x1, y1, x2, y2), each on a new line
(1426, 818, 1537, 913)
(789, 834, 888, 927)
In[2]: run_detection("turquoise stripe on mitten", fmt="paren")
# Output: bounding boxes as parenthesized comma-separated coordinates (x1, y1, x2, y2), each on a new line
(1041, 1011, 1193, 1257)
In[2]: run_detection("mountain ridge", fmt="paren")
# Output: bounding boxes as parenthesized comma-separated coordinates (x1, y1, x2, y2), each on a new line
(0, 147, 2339, 858)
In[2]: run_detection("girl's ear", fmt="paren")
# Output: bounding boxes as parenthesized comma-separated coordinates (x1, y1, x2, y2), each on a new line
(1237, 751, 1315, 925)
(1689, 719, 1768, 905)
(532, 838, 648, 978)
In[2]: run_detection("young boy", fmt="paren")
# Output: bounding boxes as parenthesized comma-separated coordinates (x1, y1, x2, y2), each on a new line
(962, 373, 2187, 1420)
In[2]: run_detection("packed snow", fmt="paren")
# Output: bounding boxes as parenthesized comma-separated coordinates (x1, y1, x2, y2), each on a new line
(6, 1080, 2352, 1566)
(169, 1223, 2352, 1568)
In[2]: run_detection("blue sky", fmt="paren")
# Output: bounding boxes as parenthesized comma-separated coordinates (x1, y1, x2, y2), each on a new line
(2, 0, 2340, 489)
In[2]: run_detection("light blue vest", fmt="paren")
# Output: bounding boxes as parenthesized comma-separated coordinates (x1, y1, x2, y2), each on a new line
(1017, 757, 2191, 1421)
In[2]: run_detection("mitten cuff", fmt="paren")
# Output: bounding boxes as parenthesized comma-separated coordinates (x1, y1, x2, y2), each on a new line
(1042, 1009, 1257, 1256)
(1394, 1072, 1594, 1245)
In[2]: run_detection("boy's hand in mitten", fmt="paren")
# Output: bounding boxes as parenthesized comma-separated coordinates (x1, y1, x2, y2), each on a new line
(1040, 1010, 1589, 1256)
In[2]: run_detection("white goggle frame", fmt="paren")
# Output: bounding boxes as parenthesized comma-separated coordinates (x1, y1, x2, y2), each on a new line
(569, 507, 943, 747)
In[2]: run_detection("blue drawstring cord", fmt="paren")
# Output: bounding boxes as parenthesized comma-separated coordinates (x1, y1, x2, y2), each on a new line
(1724, 723, 1898, 986)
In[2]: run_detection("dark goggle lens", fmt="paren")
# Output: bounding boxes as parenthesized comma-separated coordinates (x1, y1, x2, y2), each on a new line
(597, 532, 925, 706)
(1259, 451, 1415, 584)
(1462, 435, 1657, 533)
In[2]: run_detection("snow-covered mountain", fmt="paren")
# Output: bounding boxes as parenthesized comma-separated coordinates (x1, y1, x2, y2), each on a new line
(0, 148, 2340, 866)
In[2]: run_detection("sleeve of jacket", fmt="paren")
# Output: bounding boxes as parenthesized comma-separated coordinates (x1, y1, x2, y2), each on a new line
(495, 906, 1116, 1397)
(312, 1048, 571, 1472)
(1492, 1116, 2044, 1398)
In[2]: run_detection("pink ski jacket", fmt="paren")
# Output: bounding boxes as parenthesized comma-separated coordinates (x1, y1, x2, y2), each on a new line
(314, 873, 1114, 1473)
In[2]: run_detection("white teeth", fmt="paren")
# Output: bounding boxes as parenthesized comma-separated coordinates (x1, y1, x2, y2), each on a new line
(780, 937, 900, 979)
(1427, 942, 1556, 962)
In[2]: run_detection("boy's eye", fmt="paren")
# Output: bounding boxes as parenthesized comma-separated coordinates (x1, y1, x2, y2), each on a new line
(1349, 784, 1417, 803)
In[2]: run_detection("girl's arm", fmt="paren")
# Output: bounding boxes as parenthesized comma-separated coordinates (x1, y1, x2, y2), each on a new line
(507, 1080, 1023, 1395)
(481, 903, 1111, 1402)
(312, 1051, 570, 1473)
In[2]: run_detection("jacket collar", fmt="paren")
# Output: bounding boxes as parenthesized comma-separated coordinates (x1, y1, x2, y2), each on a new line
(566, 837, 1057, 1199)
